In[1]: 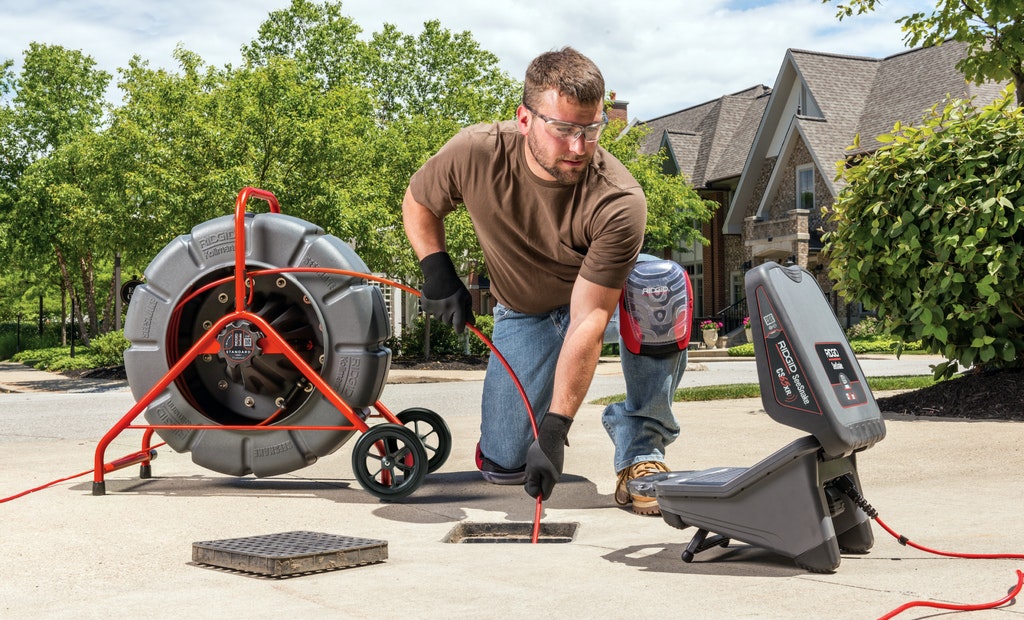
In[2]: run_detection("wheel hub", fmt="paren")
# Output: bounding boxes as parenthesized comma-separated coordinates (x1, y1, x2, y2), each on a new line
(218, 321, 263, 367)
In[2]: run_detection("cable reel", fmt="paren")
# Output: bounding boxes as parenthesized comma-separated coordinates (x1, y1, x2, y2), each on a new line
(123, 211, 393, 478)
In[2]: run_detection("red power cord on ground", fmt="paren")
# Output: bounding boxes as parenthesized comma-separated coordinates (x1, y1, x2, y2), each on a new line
(873, 514, 1024, 618)
(836, 478, 1024, 618)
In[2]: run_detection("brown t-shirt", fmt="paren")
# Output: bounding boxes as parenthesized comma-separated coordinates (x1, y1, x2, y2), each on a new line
(409, 120, 647, 314)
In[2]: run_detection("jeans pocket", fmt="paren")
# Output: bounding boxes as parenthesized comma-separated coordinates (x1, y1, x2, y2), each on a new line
(492, 303, 516, 323)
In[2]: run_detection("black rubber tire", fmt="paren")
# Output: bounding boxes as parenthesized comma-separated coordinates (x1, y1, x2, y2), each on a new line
(395, 407, 451, 473)
(351, 424, 428, 500)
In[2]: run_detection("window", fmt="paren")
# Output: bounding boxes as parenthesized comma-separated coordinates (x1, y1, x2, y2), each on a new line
(730, 271, 745, 306)
(799, 85, 821, 117)
(687, 263, 703, 317)
(797, 165, 814, 210)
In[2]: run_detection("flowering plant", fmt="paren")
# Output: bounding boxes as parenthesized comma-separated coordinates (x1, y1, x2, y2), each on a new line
(700, 319, 723, 331)
(743, 316, 751, 327)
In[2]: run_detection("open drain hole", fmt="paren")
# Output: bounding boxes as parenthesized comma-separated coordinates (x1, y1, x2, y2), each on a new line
(444, 522, 578, 544)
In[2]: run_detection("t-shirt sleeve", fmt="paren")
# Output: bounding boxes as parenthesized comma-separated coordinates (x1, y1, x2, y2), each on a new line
(407, 129, 473, 218)
(578, 189, 647, 289)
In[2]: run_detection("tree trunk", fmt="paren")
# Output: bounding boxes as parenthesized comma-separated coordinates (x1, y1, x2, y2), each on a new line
(55, 246, 72, 346)
(79, 252, 98, 340)
(60, 287, 67, 346)
(55, 245, 92, 347)
(101, 277, 115, 333)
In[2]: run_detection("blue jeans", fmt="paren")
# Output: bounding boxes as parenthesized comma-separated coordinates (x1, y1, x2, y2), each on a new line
(601, 343, 685, 473)
(479, 302, 684, 474)
(480, 303, 568, 469)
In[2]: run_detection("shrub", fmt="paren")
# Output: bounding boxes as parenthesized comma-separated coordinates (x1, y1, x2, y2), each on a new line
(88, 330, 130, 367)
(825, 88, 1024, 378)
(10, 329, 129, 371)
(845, 316, 886, 340)
(388, 313, 493, 359)
(0, 320, 62, 360)
(728, 342, 755, 357)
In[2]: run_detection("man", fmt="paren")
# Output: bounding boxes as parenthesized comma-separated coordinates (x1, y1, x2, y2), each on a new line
(402, 46, 651, 506)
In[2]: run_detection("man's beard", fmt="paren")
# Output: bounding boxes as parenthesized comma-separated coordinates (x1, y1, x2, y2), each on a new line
(527, 129, 589, 185)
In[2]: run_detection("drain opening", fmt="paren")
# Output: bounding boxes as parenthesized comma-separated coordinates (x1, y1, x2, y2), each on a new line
(444, 522, 578, 544)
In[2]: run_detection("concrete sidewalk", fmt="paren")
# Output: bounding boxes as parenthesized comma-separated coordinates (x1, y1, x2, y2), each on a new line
(1, 360, 1022, 619)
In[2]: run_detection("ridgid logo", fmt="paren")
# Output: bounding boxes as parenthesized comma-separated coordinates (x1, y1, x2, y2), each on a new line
(641, 285, 670, 296)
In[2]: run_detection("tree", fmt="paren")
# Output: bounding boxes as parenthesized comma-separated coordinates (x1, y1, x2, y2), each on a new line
(242, 0, 365, 91)
(822, 87, 1024, 378)
(827, 0, 1024, 106)
(11, 43, 110, 156)
(3, 43, 111, 344)
(242, 1, 520, 281)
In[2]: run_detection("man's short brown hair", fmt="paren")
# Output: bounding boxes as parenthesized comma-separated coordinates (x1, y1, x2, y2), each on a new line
(523, 47, 605, 109)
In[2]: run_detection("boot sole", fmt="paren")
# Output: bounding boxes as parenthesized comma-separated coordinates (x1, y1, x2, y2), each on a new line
(631, 500, 661, 516)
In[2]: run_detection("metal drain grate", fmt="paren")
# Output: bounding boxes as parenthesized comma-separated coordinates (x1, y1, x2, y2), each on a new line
(444, 522, 578, 544)
(192, 531, 387, 577)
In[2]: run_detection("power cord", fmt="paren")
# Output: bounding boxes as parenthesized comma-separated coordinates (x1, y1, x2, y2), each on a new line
(834, 474, 1024, 618)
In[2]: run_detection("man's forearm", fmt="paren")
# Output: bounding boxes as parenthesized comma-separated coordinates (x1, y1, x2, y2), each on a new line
(549, 319, 605, 418)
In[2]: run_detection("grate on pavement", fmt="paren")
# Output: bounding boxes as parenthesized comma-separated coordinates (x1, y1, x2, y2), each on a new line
(192, 531, 387, 577)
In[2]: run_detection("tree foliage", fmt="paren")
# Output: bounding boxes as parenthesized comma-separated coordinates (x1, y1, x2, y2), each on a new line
(0, 0, 707, 346)
(827, 0, 1024, 106)
(823, 87, 1024, 378)
(2, 43, 111, 341)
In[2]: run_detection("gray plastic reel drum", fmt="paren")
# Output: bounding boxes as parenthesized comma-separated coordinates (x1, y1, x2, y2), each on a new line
(123, 212, 391, 477)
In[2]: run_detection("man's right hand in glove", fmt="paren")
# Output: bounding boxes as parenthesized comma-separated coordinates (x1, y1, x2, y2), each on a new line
(419, 251, 474, 334)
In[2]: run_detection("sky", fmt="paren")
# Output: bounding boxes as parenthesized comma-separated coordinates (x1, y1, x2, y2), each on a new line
(0, 0, 937, 121)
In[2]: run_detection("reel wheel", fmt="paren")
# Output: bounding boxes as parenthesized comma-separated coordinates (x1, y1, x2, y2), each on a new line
(394, 407, 451, 473)
(352, 424, 428, 500)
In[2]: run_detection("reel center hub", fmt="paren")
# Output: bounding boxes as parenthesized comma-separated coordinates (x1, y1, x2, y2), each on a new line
(218, 321, 263, 367)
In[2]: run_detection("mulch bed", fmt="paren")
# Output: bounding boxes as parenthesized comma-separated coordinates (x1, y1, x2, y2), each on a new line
(876, 367, 1024, 421)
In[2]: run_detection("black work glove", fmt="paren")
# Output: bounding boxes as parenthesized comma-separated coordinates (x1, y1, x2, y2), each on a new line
(524, 412, 573, 500)
(419, 251, 474, 334)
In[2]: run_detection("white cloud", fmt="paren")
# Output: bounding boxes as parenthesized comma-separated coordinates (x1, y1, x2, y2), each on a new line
(0, 0, 934, 119)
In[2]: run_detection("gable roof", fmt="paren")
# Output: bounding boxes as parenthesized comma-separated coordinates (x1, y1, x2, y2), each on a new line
(854, 41, 1006, 154)
(724, 40, 1008, 234)
(639, 85, 771, 188)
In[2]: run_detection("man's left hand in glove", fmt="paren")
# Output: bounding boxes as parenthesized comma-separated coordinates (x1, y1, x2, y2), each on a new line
(524, 412, 573, 500)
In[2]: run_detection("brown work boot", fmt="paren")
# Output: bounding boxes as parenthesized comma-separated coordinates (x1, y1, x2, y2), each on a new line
(614, 461, 670, 515)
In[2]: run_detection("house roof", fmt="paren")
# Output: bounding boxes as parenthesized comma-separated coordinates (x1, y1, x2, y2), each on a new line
(855, 42, 1006, 154)
(724, 40, 1010, 234)
(639, 85, 771, 188)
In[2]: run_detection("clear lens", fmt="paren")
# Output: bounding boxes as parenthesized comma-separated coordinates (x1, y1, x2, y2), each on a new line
(528, 105, 607, 143)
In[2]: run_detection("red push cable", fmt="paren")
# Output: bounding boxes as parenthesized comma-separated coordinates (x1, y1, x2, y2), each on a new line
(872, 515, 1024, 618)
(877, 570, 1023, 620)
(252, 267, 547, 542)
(464, 322, 544, 544)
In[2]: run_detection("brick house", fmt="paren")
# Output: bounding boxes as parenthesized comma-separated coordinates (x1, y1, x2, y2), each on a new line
(636, 85, 770, 330)
(640, 40, 1007, 335)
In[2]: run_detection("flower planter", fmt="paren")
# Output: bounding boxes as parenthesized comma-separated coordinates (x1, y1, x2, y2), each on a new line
(745, 327, 753, 343)
(702, 329, 718, 348)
